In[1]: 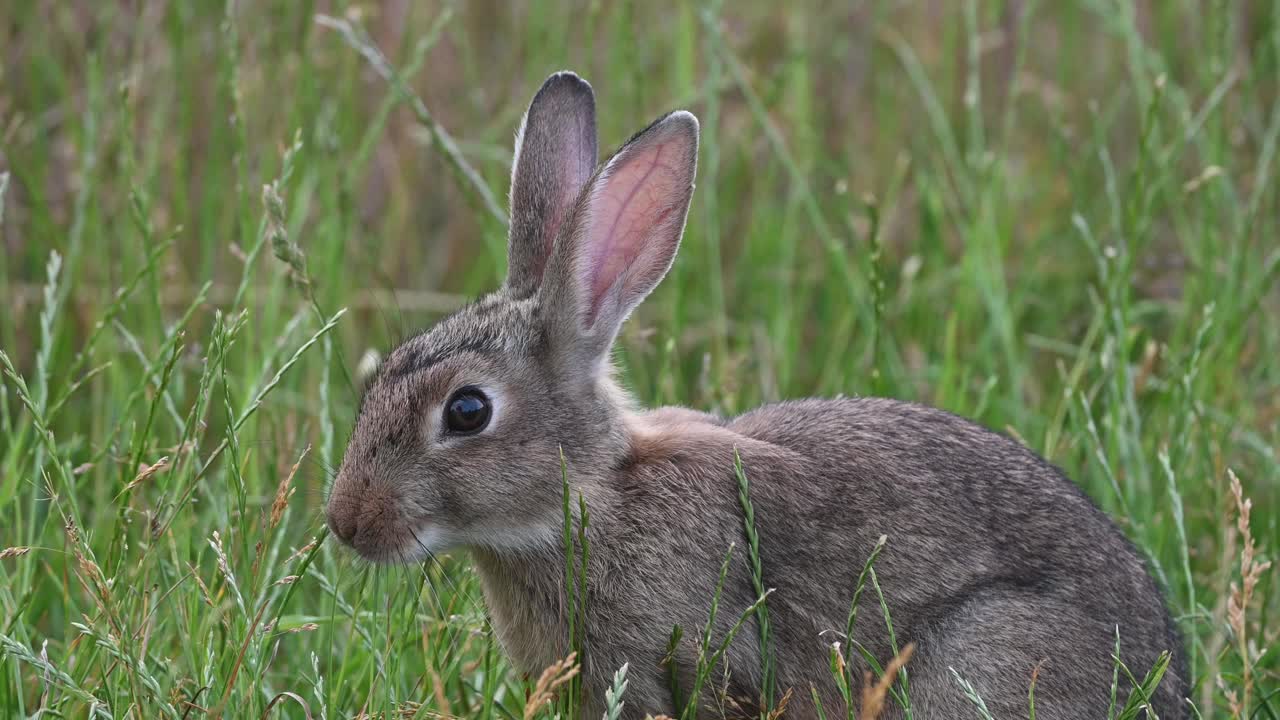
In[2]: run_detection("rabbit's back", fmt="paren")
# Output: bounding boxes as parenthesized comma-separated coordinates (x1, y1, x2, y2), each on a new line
(723, 396, 1187, 717)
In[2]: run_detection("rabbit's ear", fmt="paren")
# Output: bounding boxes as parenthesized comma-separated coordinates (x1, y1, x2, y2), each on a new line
(541, 111, 699, 367)
(504, 72, 598, 299)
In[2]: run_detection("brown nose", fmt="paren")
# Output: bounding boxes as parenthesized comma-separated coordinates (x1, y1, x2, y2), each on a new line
(328, 506, 357, 544)
(326, 487, 361, 545)
(325, 480, 406, 560)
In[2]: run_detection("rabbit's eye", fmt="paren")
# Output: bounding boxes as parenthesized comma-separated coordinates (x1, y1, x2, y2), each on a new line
(444, 387, 492, 435)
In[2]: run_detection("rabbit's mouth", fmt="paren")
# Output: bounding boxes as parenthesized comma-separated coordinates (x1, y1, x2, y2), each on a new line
(326, 481, 423, 564)
(328, 473, 565, 561)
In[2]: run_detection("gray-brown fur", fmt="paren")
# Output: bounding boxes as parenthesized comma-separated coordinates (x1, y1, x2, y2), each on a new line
(506, 72, 598, 300)
(327, 72, 1187, 719)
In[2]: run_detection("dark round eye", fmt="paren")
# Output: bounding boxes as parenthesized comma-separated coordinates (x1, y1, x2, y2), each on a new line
(444, 387, 492, 435)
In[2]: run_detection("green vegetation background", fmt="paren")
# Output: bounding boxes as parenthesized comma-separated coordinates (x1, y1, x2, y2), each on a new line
(0, 1, 1276, 717)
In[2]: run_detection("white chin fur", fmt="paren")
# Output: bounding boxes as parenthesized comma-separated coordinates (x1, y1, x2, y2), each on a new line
(407, 525, 454, 560)
(409, 522, 558, 558)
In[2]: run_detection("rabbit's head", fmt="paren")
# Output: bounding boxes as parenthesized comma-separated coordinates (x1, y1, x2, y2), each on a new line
(327, 72, 699, 562)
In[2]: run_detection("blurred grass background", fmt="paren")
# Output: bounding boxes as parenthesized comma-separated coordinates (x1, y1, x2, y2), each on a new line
(0, 0, 1277, 717)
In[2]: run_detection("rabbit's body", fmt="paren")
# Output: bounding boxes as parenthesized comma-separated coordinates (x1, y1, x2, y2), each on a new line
(327, 72, 1186, 719)
(473, 397, 1184, 719)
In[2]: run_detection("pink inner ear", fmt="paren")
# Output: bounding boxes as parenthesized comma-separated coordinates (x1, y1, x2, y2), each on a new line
(584, 141, 681, 325)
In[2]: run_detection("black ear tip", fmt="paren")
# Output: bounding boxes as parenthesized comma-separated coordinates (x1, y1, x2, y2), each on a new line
(536, 70, 595, 104)
(545, 69, 587, 85)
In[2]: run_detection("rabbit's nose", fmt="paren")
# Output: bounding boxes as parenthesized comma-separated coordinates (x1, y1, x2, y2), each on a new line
(330, 509, 357, 544)
(327, 492, 360, 545)
(325, 478, 408, 561)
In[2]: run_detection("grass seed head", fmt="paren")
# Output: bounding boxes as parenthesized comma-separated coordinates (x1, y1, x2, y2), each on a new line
(859, 643, 915, 720)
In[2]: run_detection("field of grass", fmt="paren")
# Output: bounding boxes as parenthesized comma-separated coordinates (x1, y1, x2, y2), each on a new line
(1, 0, 1277, 717)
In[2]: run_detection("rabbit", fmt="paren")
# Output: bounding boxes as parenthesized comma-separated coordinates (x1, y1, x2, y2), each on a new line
(326, 71, 1188, 719)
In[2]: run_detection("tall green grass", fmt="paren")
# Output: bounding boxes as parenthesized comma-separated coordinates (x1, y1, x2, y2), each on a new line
(1, 1, 1277, 717)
